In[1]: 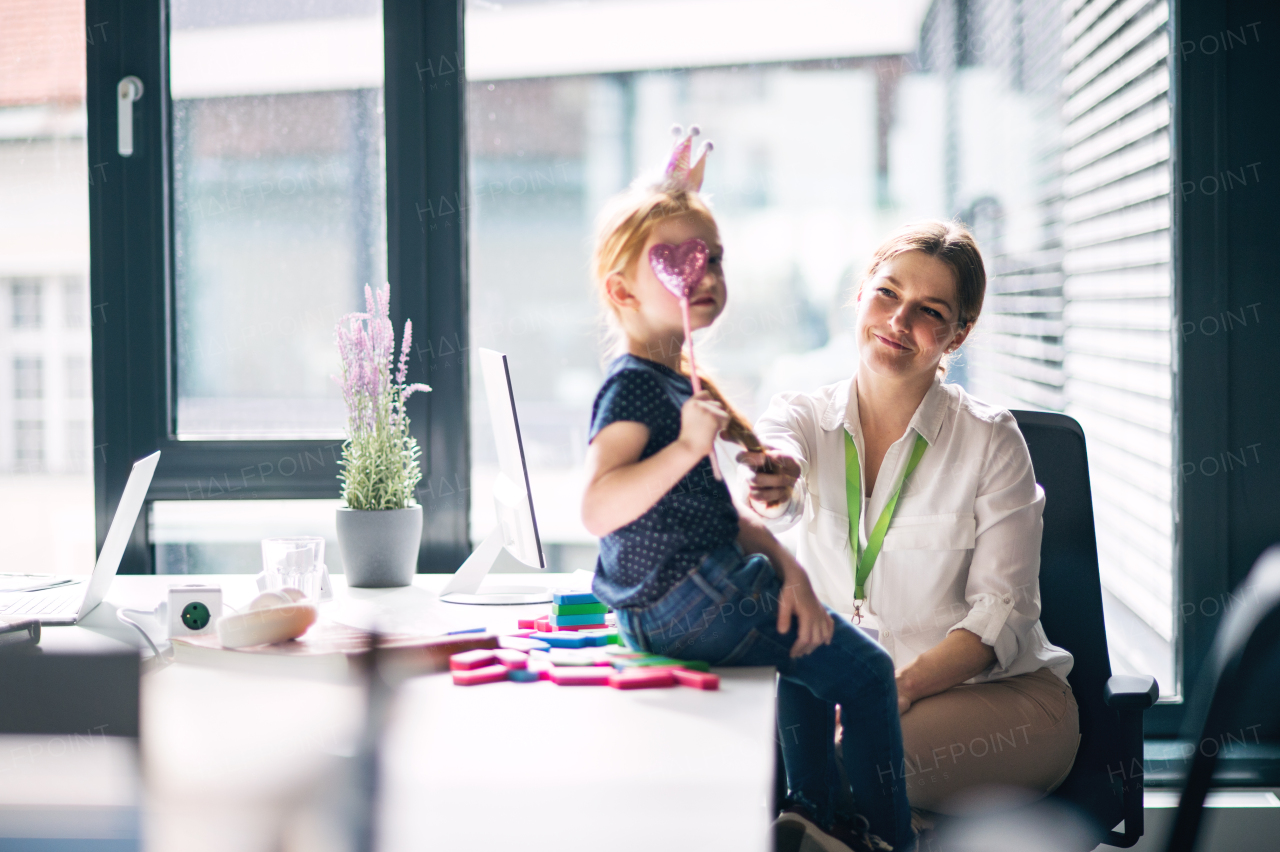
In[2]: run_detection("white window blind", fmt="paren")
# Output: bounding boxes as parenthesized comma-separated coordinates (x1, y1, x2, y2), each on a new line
(1060, 0, 1174, 641)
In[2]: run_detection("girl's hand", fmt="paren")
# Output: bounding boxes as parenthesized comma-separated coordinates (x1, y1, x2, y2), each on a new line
(737, 450, 801, 509)
(776, 567, 834, 658)
(677, 391, 729, 459)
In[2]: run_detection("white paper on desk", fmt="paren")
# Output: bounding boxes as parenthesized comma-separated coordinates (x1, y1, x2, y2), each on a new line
(0, 575, 77, 593)
(567, 569, 596, 590)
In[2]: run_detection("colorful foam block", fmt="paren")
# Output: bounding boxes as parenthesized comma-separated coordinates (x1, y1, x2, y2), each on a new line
(452, 664, 510, 686)
(609, 668, 676, 689)
(576, 632, 615, 647)
(552, 590, 600, 606)
(493, 649, 529, 670)
(517, 618, 540, 630)
(673, 669, 720, 690)
(550, 612, 611, 626)
(499, 635, 550, 652)
(610, 655, 710, 672)
(534, 616, 551, 631)
(551, 622, 609, 632)
(507, 668, 540, 683)
(549, 667, 612, 686)
(535, 632, 591, 649)
(449, 649, 497, 671)
(547, 649, 608, 666)
(551, 602, 609, 616)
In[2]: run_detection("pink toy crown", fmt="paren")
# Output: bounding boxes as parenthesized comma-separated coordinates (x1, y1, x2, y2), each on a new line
(664, 124, 713, 191)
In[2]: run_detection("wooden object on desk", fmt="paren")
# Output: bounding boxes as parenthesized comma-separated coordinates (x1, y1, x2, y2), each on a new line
(171, 621, 498, 680)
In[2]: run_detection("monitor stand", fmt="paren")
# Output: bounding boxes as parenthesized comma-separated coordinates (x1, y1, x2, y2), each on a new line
(438, 527, 554, 605)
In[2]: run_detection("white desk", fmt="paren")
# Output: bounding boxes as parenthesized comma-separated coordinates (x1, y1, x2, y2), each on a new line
(35, 573, 778, 852)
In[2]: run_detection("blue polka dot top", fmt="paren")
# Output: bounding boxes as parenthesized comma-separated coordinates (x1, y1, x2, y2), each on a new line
(588, 354, 740, 610)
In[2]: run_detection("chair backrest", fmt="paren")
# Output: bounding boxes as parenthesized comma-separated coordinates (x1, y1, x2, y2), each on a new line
(1010, 411, 1123, 833)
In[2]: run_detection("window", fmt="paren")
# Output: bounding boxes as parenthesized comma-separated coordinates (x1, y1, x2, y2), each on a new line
(465, 8, 911, 568)
(463, 0, 1175, 691)
(14, 421, 44, 472)
(89, 0, 462, 575)
(13, 357, 43, 400)
(1058, 0, 1175, 697)
(11, 280, 41, 329)
(169, 0, 387, 440)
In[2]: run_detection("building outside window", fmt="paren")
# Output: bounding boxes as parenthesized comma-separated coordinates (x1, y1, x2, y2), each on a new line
(13, 420, 44, 472)
(0, 0, 96, 570)
(11, 279, 41, 329)
(13, 356, 43, 400)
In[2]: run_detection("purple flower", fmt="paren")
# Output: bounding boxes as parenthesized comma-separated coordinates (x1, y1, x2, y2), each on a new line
(334, 282, 432, 448)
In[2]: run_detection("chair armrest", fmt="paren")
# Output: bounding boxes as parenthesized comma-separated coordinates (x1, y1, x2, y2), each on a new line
(1101, 675, 1158, 847)
(1105, 675, 1158, 709)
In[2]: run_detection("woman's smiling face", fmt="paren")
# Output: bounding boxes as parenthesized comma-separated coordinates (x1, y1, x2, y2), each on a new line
(855, 250, 969, 382)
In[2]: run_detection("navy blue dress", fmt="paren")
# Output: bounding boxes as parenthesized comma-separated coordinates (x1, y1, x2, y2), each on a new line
(587, 354, 740, 609)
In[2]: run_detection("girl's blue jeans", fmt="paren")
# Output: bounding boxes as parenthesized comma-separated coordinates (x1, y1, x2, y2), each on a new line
(615, 544, 913, 849)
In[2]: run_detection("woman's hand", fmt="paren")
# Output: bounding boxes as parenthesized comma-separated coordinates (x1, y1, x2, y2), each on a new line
(892, 629, 994, 713)
(895, 675, 913, 715)
(776, 566, 834, 658)
(676, 391, 729, 459)
(737, 449, 801, 510)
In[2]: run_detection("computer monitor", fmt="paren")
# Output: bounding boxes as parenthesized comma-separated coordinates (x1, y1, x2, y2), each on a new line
(439, 349, 552, 605)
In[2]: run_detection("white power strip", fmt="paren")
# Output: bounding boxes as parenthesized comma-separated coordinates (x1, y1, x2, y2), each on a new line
(167, 584, 223, 637)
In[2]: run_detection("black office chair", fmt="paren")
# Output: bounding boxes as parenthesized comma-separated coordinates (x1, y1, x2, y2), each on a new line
(1012, 410, 1158, 848)
(1163, 545, 1280, 852)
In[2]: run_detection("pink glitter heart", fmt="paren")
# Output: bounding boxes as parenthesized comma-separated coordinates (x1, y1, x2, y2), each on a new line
(649, 238, 709, 300)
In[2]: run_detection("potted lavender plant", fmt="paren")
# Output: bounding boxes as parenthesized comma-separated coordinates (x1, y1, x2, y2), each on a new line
(333, 284, 430, 587)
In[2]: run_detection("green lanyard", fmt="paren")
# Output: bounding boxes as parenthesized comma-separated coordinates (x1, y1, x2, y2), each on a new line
(844, 431, 928, 602)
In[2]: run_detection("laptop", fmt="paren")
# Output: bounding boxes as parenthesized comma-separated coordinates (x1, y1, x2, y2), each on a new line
(0, 451, 160, 625)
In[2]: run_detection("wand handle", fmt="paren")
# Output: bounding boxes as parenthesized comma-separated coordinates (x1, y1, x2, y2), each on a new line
(681, 298, 722, 481)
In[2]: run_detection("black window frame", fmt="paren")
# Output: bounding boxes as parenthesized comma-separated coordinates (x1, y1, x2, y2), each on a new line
(86, 0, 469, 575)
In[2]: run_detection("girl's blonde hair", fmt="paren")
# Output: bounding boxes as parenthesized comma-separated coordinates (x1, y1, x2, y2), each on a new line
(592, 184, 763, 452)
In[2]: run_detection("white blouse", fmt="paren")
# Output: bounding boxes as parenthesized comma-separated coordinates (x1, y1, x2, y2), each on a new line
(750, 375, 1073, 684)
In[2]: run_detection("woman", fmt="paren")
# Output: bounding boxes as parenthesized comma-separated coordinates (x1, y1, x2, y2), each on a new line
(739, 221, 1080, 818)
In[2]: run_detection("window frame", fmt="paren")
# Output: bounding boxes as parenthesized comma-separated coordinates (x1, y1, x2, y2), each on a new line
(85, 0, 469, 574)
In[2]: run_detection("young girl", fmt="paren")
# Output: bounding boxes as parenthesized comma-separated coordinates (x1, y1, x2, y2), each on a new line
(580, 129, 913, 852)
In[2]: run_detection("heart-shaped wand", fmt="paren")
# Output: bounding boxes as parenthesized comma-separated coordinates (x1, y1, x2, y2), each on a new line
(649, 237, 722, 480)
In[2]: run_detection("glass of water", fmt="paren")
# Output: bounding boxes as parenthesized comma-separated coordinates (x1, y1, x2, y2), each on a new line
(261, 537, 326, 601)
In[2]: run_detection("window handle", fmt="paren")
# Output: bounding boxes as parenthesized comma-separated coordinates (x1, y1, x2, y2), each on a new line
(117, 76, 144, 157)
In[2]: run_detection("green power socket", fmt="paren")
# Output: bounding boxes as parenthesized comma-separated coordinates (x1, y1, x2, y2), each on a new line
(181, 601, 212, 631)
